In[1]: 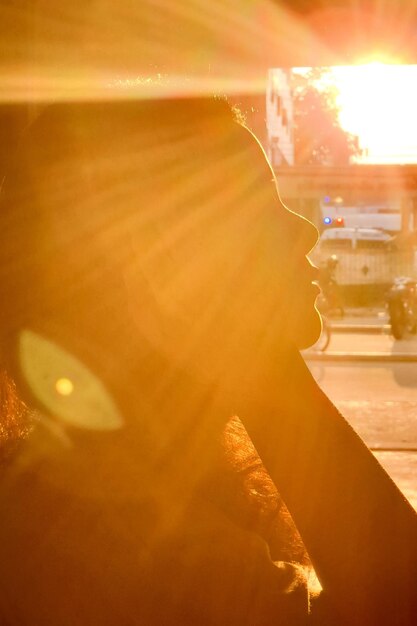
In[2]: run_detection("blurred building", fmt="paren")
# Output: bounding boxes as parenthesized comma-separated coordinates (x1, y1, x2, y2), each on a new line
(266, 68, 294, 167)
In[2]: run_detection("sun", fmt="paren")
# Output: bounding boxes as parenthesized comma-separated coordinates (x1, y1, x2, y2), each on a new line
(329, 63, 417, 164)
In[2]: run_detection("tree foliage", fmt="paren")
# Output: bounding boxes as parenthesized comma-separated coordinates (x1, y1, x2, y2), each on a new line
(292, 68, 361, 166)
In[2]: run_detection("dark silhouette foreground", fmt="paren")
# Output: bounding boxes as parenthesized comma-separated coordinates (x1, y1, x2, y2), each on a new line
(0, 98, 416, 625)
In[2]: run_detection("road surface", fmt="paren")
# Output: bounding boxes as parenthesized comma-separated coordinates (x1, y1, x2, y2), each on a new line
(303, 330, 417, 510)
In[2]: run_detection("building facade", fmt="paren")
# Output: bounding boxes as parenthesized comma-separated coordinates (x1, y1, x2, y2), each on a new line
(266, 68, 294, 167)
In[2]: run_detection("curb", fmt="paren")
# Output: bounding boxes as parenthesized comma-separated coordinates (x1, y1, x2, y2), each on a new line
(303, 351, 417, 362)
(331, 324, 390, 334)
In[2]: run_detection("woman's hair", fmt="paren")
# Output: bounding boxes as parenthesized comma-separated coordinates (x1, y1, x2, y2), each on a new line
(219, 416, 310, 565)
(0, 96, 247, 400)
(0, 97, 240, 319)
(0, 370, 32, 466)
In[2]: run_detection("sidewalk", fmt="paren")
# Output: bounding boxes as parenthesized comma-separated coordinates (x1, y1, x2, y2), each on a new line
(329, 306, 388, 331)
(303, 320, 417, 511)
(304, 307, 417, 361)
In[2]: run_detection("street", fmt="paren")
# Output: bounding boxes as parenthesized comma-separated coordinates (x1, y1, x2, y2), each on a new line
(323, 327, 417, 356)
(303, 329, 417, 511)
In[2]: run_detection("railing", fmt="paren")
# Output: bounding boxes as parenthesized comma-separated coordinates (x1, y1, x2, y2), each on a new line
(310, 247, 417, 305)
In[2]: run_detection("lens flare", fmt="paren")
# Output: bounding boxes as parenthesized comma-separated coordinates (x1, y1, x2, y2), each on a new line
(55, 377, 74, 396)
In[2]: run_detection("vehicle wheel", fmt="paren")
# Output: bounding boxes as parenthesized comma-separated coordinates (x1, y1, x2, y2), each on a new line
(389, 310, 405, 339)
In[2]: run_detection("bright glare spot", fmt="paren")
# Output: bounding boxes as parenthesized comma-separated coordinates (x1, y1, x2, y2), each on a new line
(365, 61, 385, 68)
(330, 63, 417, 164)
(55, 377, 74, 396)
(355, 52, 402, 66)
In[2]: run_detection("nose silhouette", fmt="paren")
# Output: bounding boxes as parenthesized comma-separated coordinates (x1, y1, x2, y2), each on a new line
(281, 201, 319, 255)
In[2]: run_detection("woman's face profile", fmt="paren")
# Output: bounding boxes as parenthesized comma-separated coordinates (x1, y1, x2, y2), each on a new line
(240, 178, 321, 353)
(123, 122, 321, 386)
(258, 183, 321, 351)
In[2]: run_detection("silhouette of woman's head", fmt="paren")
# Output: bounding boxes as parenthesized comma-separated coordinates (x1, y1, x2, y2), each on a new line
(0, 96, 321, 626)
(0, 97, 319, 429)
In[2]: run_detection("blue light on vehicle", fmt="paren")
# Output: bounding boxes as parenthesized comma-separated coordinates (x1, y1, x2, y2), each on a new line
(323, 216, 332, 225)
(323, 195, 331, 203)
